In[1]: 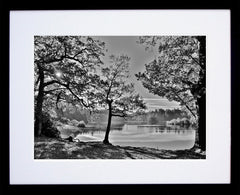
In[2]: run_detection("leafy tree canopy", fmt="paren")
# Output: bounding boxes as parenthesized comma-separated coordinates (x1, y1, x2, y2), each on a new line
(95, 54, 146, 117)
(34, 36, 106, 110)
(136, 36, 205, 120)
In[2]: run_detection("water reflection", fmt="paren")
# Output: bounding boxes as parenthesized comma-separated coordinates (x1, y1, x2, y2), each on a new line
(75, 124, 196, 150)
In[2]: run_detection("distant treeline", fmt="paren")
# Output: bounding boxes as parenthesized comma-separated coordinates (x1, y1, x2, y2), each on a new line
(128, 108, 189, 125)
(54, 104, 189, 125)
(55, 104, 90, 124)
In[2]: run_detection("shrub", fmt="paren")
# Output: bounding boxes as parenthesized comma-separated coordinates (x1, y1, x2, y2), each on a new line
(41, 112, 60, 138)
(166, 119, 174, 125)
(181, 117, 190, 126)
(55, 121, 63, 126)
(77, 120, 86, 128)
(70, 119, 79, 126)
(167, 117, 191, 126)
(189, 117, 197, 126)
(175, 118, 181, 124)
(59, 117, 70, 124)
(148, 116, 158, 124)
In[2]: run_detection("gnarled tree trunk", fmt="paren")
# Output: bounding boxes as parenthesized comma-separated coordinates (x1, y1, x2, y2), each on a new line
(195, 36, 206, 151)
(197, 95, 206, 151)
(34, 66, 45, 137)
(103, 100, 113, 145)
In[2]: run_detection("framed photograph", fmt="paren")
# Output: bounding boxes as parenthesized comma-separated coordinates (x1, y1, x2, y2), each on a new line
(9, 9, 231, 185)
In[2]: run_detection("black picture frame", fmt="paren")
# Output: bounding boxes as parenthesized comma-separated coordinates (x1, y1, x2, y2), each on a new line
(2, 1, 239, 194)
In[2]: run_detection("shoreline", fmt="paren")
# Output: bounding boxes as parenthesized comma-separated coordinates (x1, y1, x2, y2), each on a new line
(34, 136, 206, 159)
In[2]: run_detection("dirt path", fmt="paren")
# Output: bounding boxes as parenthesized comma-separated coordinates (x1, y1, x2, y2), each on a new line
(34, 137, 206, 159)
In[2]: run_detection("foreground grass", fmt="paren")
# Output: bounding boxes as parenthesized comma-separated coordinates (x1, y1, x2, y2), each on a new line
(34, 137, 206, 159)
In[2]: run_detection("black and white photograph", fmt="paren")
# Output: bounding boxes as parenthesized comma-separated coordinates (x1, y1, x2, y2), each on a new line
(34, 36, 206, 159)
(9, 9, 232, 185)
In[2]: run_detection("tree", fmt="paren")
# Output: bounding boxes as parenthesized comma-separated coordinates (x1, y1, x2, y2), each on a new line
(136, 36, 206, 151)
(149, 116, 158, 124)
(34, 36, 105, 136)
(95, 54, 146, 144)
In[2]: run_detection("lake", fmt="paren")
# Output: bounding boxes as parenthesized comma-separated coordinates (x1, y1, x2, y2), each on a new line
(75, 124, 196, 150)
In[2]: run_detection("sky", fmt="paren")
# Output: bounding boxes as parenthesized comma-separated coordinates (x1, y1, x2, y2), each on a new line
(94, 36, 180, 110)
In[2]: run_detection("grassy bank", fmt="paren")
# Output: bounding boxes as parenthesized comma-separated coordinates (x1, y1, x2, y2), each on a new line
(34, 137, 206, 159)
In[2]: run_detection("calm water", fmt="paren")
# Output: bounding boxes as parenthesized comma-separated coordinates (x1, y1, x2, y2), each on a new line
(75, 124, 196, 150)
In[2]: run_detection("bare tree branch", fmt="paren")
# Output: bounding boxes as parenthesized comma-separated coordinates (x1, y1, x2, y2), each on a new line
(43, 87, 66, 94)
(171, 89, 196, 119)
(43, 79, 90, 108)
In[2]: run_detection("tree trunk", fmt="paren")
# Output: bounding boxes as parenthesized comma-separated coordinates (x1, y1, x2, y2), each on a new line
(194, 36, 206, 151)
(196, 95, 206, 151)
(103, 100, 113, 145)
(34, 66, 45, 137)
